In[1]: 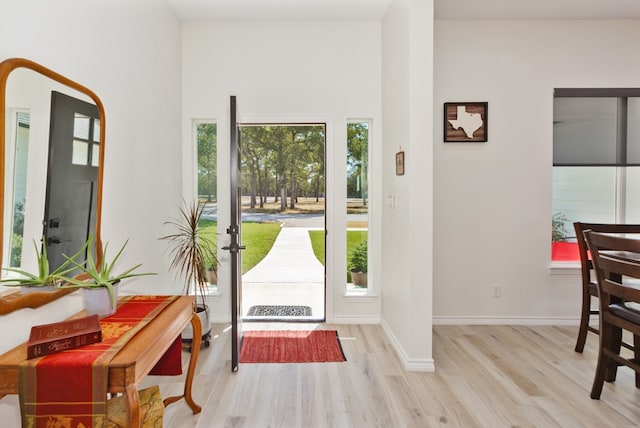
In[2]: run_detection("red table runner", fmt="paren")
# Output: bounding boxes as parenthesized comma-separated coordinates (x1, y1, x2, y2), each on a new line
(19, 295, 179, 428)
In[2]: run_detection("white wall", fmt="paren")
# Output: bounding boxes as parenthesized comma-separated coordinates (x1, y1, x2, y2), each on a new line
(433, 19, 640, 322)
(0, 0, 183, 296)
(380, 0, 435, 370)
(0, 0, 182, 422)
(181, 20, 383, 323)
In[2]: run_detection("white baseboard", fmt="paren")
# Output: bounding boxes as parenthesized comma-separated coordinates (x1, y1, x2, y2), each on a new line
(432, 316, 581, 326)
(330, 315, 380, 324)
(380, 319, 435, 372)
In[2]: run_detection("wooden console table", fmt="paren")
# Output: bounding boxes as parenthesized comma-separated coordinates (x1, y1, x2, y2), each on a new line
(0, 295, 202, 427)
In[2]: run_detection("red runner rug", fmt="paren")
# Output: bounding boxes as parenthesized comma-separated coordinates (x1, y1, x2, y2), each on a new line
(239, 330, 346, 363)
(19, 295, 178, 428)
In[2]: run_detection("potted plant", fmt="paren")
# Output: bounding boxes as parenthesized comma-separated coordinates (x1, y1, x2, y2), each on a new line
(349, 240, 368, 287)
(0, 237, 84, 293)
(56, 234, 156, 317)
(160, 201, 217, 346)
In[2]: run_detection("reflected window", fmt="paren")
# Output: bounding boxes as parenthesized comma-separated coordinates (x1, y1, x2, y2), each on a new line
(71, 113, 99, 166)
(91, 119, 100, 167)
(346, 120, 369, 291)
(73, 113, 90, 139)
(93, 119, 100, 142)
(9, 112, 30, 267)
(72, 140, 89, 165)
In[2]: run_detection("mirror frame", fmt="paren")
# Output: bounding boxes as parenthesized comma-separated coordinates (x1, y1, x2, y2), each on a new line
(0, 57, 105, 314)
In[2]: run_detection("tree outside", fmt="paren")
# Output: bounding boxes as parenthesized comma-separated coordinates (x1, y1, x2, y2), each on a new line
(240, 124, 325, 212)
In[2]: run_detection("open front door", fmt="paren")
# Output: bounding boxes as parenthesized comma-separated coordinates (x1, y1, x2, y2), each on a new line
(227, 95, 244, 371)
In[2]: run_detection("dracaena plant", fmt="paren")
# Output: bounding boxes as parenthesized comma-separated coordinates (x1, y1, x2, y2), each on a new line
(56, 234, 156, 309)
(160, 201, 217, 310)
(0, 237, 84, 287)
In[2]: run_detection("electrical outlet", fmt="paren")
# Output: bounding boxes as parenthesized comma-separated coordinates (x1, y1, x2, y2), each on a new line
(492, 285, 501, 298)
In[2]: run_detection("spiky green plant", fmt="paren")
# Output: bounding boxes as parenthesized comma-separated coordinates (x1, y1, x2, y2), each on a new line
(56, 234, 156, 309)
(0, 237, 83, 287)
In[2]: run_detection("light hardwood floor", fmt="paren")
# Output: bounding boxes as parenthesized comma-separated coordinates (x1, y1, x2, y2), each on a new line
(143, 323, 640, 427)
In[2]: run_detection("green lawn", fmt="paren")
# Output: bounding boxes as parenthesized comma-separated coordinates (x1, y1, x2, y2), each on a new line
(199, 220, 282, 274)
(200, 221, 365, 277)
(241, 222, 282, 273)
(309, 230, 325, 265)
(309, 230, 368, 281)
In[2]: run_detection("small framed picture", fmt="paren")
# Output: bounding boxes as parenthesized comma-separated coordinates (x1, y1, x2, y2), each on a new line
(395, 151, 405, 176)
(444, 102, 488, 142)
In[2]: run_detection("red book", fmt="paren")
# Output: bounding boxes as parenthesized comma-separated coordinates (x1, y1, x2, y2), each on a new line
(27, 314, 102, 359)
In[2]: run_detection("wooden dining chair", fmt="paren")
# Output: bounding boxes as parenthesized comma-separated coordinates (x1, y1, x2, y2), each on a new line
(573, 222, 640, 353)
(584, 230, 640, 399)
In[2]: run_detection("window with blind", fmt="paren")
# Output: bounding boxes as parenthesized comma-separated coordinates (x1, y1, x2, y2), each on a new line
(552, 88, 640, 262)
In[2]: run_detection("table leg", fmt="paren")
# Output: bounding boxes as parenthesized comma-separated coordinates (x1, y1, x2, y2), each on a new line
(163, 312, 202, 414)
(125, 383, 141, 427)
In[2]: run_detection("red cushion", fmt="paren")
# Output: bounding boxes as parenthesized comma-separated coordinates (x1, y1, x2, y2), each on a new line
(552, 241, 580, 262)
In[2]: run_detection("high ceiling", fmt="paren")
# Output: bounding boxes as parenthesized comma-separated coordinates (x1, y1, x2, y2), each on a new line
(166, 0, 393, 21)
(166, 0, 640, 21)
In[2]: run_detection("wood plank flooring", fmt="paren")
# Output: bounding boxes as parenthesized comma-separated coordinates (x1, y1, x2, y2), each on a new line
(142, 324, 640, 427)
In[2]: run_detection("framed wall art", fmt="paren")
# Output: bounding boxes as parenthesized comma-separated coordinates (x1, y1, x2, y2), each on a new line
(444, 102, 488, 142)
(395, 151, 405, 176)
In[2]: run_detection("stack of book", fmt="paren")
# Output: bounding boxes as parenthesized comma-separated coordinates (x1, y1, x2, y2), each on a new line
(27, 314, 103, 359)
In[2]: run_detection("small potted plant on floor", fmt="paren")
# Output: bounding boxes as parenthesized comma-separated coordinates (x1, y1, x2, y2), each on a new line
(0, 237, 84, 293)
(56, 234, 156, 317)
(161, 201, 218, 347)
(349, 240, 368, 287)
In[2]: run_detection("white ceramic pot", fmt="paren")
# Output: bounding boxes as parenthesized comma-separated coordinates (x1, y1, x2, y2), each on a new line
(82, 282, 119, 317)
(20, 284, 57, 293)
(182, 304, 211, 340)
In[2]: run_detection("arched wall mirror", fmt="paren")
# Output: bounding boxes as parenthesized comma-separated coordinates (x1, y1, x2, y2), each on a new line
(0, 58, 105, 314)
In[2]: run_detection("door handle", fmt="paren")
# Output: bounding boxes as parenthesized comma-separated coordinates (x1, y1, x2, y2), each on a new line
(47, 237, 62, 245)
(222, 243, 246, 254)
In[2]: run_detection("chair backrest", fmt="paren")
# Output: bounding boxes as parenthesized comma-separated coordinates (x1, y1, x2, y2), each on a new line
(584, 230, 640, 305)
(573, 223, 640, 285)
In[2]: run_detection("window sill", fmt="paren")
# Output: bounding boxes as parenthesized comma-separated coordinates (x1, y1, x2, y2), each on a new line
(344, 285, 377, 301)
(188, 286, 221, 301)
(549, 261, 580, 275)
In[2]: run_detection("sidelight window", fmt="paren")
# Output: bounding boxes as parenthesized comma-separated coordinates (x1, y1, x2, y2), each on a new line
(346, 120, 370, 291)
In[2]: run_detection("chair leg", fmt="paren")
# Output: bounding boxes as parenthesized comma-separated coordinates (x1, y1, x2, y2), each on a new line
(591, 323, 613, 399)
(591, 347, 607, 399)
(575, 294, 591, 353)
(605, 326, 623, 382)
(635, 335, 640, 388)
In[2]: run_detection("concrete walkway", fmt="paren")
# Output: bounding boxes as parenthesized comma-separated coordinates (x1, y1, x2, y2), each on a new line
(242, 227, 325, 320)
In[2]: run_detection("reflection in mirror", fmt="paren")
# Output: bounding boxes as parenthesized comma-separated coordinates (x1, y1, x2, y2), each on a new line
(44, 91, 100, 271)
(9, 111, 29, 267)
(0, 58, 105, 314)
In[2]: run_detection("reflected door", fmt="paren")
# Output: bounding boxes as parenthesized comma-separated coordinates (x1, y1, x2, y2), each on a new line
(44, 91, 100, 269)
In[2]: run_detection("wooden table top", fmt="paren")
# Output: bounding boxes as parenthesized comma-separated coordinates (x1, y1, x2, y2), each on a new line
(0, 295, 196, 395)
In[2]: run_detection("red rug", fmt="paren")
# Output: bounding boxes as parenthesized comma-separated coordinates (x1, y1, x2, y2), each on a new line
(239, 330, 346, 363)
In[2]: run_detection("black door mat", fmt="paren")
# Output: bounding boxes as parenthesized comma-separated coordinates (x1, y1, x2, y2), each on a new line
(246, 305, 312, 317)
